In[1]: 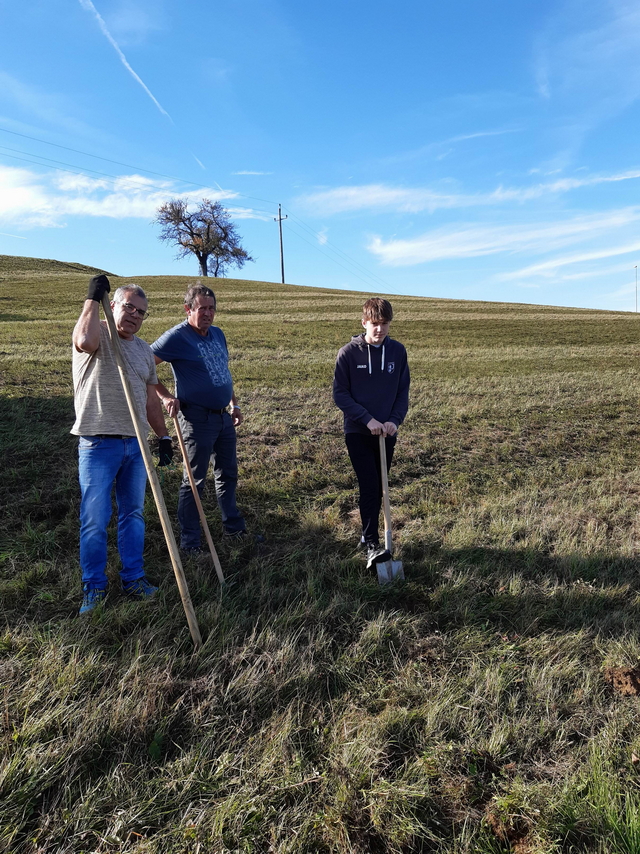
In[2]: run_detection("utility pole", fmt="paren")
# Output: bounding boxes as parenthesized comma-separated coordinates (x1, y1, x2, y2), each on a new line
(636, 265, 637, 313)
(274, 204, 287, 284)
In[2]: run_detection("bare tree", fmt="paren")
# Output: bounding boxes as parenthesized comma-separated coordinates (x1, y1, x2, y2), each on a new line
(154, 199, 254, 277)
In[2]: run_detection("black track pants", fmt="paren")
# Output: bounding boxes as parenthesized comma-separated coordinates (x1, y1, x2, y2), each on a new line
(345, 432, 396, 545)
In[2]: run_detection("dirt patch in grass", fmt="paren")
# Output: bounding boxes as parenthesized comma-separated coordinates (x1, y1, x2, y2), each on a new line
(603, 665, 640, 696)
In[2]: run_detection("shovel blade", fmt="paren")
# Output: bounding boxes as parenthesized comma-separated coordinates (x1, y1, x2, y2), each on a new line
(376, 559, 404, 585)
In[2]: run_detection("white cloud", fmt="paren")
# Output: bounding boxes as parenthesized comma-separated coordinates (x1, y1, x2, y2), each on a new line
(0, 163, 271, 227)
(300, 184, 472, 215)
(375, 128, 521, 167)
(537, 262, 638, 282)
(447, 129, 519, 143)
(225, 206, 273, 222)
(0, 165, 62, 227)
(500, 242, 640, 280)
(367, 209, 640, 266)
(53, 173, 112, 193)
(233, 170, 273, 176)
(299, 170, 640, 215)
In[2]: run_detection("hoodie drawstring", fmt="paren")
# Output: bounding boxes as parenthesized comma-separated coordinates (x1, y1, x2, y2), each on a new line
(367, 343, 385, 374)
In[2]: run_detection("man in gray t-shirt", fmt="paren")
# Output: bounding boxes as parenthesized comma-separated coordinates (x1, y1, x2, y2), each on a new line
(71, 276, 172, 616)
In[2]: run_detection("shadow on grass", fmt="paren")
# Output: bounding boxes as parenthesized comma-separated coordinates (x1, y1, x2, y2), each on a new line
(3, 488, 640, 643)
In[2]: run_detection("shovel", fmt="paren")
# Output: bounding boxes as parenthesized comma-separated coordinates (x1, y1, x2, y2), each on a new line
(377, 434, 405, 585)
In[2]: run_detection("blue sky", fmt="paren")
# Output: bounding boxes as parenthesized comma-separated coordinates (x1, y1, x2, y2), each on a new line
(1, 0, 640, 310)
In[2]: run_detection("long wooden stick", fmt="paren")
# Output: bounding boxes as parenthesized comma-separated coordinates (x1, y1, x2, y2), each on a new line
(379, 434, 393, 554)
(173, 416, 225, 585)
(101, 294, 202, 648)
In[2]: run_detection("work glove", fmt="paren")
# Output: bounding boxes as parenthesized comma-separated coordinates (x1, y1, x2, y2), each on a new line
(157, 437, 174, 466)
(87, 274, 110, 302)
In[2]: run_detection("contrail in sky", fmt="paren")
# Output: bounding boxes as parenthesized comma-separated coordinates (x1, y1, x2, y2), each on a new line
(78, 0, 173, 122)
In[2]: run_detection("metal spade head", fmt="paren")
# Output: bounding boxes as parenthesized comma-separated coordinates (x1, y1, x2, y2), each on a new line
(376, 559, 405, 585)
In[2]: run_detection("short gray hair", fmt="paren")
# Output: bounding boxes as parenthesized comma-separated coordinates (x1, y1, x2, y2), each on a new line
(184, 284, 216, 310)
(113, 284, 147, 304)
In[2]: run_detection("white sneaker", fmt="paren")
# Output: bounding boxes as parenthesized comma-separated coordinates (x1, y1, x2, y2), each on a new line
(365, 544, 391, 569)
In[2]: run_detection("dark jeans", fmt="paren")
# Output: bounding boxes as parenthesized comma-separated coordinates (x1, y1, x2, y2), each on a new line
(177, 406, 245, 548)
(345, 432, 396, 545)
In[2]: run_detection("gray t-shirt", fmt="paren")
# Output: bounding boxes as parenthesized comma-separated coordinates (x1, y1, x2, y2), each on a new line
(71, 322, 158, 436)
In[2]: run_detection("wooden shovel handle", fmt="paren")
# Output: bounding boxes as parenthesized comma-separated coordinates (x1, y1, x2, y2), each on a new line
(173, 416, 225, 585)
(379, 434, 393, 553)
(101, 294, 202, 648)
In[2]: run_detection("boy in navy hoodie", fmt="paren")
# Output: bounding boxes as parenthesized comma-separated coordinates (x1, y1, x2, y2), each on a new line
(333, 298, 410, 569)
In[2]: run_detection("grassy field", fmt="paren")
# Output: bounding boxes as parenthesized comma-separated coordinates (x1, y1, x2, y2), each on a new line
(3, 254, 640, 853)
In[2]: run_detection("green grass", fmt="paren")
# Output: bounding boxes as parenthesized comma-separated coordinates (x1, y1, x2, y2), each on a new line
(3, 257, 640, 852)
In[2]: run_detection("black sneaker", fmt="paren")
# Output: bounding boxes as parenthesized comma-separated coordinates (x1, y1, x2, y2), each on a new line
(223, 529, 248, 542)
(365, 544, 391, 569)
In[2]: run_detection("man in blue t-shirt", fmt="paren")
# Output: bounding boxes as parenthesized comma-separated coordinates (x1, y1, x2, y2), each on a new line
(151, 285, 247, 550)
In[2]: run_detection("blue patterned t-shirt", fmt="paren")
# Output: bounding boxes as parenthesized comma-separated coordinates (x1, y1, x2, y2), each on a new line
(151, 320, 233, 409)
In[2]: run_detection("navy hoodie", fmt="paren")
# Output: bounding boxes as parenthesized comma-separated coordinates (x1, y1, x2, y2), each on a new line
(333, 333, 410, 435)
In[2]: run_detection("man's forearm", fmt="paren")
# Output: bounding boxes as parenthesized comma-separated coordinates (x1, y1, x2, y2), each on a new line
(154, 380, 180, 417)
(72, 300, 102, 353)
(155, 380, 175, 404)
(147, 385, 169, 437)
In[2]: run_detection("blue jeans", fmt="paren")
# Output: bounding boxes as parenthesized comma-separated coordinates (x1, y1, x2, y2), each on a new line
(177, 406, 245, 549)
(78, 436, 148, 588)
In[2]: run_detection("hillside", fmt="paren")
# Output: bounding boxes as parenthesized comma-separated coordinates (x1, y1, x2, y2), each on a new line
(2, 254, 640, 853)
(0, 253, 116, 280)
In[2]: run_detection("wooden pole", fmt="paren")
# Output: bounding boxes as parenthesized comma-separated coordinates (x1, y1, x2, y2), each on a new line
(379, 435, 393, 553)
(101, 294, 202, 648)
(274, 203, 287, 284)
(173, 416, 225, 586)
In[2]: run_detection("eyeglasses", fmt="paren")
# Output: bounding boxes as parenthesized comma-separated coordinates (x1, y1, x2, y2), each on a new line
(119, 302, 149, 319)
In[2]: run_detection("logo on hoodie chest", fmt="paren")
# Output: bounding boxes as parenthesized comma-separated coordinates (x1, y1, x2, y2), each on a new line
(356, 364, 367, 369)
(387, 362, 395, 374)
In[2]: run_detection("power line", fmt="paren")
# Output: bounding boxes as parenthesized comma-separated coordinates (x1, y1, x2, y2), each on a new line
(0, 125, 401, 293)
(283, 206, 397, 292)
(0, 127, 202, 183)
(283, 220, 404, 293)
(0, 125, 278, 207)
(0, 148, 274, 217)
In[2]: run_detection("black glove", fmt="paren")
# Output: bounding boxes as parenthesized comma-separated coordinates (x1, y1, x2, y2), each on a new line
(87, 274, 110, 302)
(157, 437, 173, 466)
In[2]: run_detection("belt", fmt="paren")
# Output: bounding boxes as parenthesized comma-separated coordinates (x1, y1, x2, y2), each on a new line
(181, 403, 227, 415)
(90, 434, 133, 439)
